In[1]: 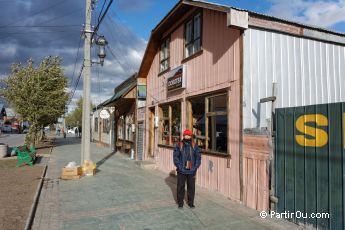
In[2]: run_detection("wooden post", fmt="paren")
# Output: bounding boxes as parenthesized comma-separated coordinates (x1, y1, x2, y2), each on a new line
(205, 97, 209, 150)
(169, 105, 172, 145)
(187, 100, 193, 131)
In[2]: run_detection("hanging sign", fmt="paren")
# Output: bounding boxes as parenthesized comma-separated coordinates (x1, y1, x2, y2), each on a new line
(167, 65, 186, 92)
(99, 109, 110, 119)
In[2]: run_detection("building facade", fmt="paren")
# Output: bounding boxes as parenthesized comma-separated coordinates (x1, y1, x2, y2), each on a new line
(92, 106, 114, 147)
(136, 0, 345, 219)
(139, 1, 243, 207)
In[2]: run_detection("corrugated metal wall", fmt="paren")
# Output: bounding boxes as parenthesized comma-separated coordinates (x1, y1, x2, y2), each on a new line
(244, 28, 345, 130)
(275, 102, 345, 229)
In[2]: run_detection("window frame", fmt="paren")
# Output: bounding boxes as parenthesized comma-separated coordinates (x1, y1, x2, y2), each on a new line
(102, 118, 110, 134)
(184, 11, 202, 59)
(94, 117, 98, 132)
(158, 101, 182, 146)
(187, 92, 229, 155)
(159, 36, 170, 74)
(117, 115, 125, 140)
(125, 113, 134, 142)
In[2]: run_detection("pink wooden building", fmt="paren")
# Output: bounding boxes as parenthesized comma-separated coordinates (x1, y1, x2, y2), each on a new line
(135, 0, 267, 211)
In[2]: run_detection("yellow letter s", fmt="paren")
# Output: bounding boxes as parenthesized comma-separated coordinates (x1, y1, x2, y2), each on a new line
(295, 114, 328, 147)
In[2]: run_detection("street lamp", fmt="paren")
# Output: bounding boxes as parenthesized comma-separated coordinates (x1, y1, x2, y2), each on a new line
(95, 35, 108, 66)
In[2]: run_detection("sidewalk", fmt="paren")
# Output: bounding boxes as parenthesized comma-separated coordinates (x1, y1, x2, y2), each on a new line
(32, 136, 301, 230)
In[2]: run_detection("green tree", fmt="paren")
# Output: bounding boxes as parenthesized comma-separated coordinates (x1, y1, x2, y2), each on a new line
(65, 97, 94, 128)
(65, 97, 83, 128)
(4, 56, 68, 145)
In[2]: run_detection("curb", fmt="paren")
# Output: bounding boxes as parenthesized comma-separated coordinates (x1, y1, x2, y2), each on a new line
(24, 160, 48, 230)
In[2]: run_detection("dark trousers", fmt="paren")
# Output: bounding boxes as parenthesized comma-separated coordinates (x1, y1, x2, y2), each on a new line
(177, 172, 196, 206)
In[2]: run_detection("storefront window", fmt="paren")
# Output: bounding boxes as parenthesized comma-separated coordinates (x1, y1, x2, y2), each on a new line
(190, 94, 228, 154)
(102, 118, 110, 133)
(171, 103, 181, 145)
(125, 114, 134, 141)
(118, 116, 124, 139)
(207, 115, 227, 152)
(191, 97, 206, 149)
(94, 117, 98, 132)
(159, 102, 181, 146)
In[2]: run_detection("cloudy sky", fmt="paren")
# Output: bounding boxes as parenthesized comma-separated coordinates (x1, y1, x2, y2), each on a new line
(1, 0, 344, 112)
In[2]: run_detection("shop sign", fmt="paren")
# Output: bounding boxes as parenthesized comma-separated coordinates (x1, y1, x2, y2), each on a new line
(167, 65, 186, 92)
(99, 109, 110, 119)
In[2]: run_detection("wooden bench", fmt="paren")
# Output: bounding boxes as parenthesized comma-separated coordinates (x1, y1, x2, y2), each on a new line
(13, 146, 37, 167)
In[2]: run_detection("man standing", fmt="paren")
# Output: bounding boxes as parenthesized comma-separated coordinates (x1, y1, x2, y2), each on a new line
(173, 130, 201, 208)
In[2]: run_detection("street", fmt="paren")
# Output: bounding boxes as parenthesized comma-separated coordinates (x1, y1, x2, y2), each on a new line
(0, 133, 25, 148)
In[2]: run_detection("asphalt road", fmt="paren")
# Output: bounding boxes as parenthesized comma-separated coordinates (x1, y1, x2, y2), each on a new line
(0, 133, 25, 147)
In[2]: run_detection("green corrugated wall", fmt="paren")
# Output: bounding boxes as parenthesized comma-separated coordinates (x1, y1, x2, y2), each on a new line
(275, 102, 345, 229)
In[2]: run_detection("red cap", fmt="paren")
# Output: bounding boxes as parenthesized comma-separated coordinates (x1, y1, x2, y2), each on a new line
(183, 129, 193, 136)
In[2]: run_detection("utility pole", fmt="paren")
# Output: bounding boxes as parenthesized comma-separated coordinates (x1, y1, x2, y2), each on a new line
(81, 0, 92, 163)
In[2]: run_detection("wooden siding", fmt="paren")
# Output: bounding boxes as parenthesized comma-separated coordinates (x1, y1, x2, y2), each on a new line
(145, 8, 242, 203)
(243, 135, 269, 211)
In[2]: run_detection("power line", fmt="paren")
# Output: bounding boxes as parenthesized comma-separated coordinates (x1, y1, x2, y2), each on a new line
(0, 25, 81, 29)
(0, 0, 70, 27)
(98, 0, 107, 23)
(91, 0, 113, 41)
(70, 36, 83, 89)
(102, 18, 138, 73)
(106, 44, 137, 74)
(38, 7, 84, 25)
(0, 30, 77, 39)
(68, 64, 84, 106)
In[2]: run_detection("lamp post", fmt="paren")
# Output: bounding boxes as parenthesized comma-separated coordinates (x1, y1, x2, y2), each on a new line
(96, 35, 108, 66)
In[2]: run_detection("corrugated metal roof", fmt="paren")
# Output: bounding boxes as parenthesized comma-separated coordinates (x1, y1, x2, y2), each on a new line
(102, 80, 136, 107)
(190, 0, 345, 37)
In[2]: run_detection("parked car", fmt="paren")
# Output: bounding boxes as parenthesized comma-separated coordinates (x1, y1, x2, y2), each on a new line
(2, 125, 12, 133)
(11, 126, 19, 133)
(22, 128, 29, 134)
(67, 127, 78, 134)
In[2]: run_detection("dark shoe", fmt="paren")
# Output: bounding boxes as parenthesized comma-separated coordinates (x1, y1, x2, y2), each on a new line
(188, 204, 195, 208)
(178, 204, 183, 209)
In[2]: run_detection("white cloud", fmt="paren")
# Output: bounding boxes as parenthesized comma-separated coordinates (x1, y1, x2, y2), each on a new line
(0, 45, 17, 57)
(267, 0, 345, 28)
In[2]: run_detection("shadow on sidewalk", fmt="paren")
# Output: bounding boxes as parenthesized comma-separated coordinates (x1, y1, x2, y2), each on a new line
(53, 136, 81, 147)
(165, 172, 178, 204)
(96, 151, 117, 169)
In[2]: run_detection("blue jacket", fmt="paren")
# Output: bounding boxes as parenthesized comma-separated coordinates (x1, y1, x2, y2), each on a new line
(173, 140, 201, 175)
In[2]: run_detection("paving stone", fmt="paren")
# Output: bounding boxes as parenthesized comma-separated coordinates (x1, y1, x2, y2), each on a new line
(32, 136, 301, 230)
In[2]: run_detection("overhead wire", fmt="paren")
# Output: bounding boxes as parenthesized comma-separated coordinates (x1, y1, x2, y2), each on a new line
(0, 25, 81, 29)
(67, 0, 94, 106)
(38, 7, 84, 26)
(94, 2, 103, 106)
(70, 36, 83, 90)
(91, 0, 113, 41)
(0, 30, 77, 40)
(106, 44, 135, 74)
(0, 0, 70, 27)
(98, 0, 107, 23)
(68, 64, 84, 106)
(102, 17, 137, 74)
